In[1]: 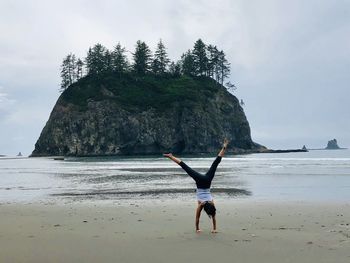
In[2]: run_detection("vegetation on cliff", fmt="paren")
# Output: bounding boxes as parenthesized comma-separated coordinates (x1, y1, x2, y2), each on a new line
(62, 73, 221, 112)
(60, 39, 233, 92)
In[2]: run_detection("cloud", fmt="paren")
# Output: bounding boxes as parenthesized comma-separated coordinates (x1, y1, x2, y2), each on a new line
(0, 86, 16, 111)
(3, 106, 49, 125)
(0, 0, 349, 154)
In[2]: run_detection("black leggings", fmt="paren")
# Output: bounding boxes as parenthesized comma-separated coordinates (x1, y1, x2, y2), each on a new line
(179, 156, 222, 189)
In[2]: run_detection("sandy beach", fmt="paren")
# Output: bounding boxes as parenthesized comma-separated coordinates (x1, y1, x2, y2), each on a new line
(1, 200, 349, 263)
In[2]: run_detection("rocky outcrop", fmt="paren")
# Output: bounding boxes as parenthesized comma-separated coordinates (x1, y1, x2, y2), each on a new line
(260, 149, 307, 153)
(31, 75, 264, 156)
(325, 139, 340, 149)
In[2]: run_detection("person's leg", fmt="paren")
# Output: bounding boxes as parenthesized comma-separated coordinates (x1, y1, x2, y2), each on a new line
(179, 161, 203, 180)
(205, 138, 228, 178)
(164, 153, 203, 181)
(206, 156, 222, 179)
(195, 201, 204, 233)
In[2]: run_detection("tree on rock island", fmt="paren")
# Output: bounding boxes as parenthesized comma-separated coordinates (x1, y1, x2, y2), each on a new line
(192, 39, 208, 76)
(181, 50, 196, 76)
(152, 39, 170, 75)
(111, 42, 129, 74)
(60, 53, 84, 91)
(85, 43, 109, 75)
(132, 40, 152, 75)
(59, 39, 234, 92)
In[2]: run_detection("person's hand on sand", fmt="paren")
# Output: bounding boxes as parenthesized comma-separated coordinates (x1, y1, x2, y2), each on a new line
(163, 153, 173, 158)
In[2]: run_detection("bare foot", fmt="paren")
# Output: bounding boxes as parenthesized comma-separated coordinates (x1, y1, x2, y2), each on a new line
(196, 229, 202, 233)
(163, 153, 173, 158)
(223, 138, 229, 147)
(211, 229, 218, 233)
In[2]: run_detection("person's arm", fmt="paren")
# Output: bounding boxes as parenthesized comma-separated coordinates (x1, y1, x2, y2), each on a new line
(218, 138, 229, 157)
(211, 214, 217, 233)
(163, 153, 181, 164)
(195, 203, 204, 232)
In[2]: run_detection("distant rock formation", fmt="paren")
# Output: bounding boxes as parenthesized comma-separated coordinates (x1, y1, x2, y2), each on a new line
(261, 149, 307, 153)
(302, 145, 307, 150)
(17, 152, 22, 157)
(325, 139, 340, 149)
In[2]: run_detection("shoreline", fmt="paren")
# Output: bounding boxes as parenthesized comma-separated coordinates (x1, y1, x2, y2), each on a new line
(9, 148, 350, 159)
(1, 199, 349, 262)
(27, 148, 308, 159)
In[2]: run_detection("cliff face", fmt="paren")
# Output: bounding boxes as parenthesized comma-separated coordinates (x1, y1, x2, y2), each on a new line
(31, 74, 263, 156)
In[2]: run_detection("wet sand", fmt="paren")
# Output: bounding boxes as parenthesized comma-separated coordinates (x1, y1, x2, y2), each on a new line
(0, 200, 349, 263)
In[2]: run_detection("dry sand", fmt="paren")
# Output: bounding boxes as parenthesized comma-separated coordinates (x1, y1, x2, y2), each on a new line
(0, 200, 349, 263)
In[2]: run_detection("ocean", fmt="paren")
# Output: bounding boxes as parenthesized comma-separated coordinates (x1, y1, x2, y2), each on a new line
(1, 150, 349, 203)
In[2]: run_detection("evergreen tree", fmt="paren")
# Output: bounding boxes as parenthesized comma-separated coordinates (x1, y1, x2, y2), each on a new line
(181, 50, 196, 76)
(152, 39, 170, 75)
(168, 61, 181, 77)
(192, 39, 208, 76)
(217, 50, 230, 85)
(104, 50, 113, 72)
(59, 39, 234, 91)
(60, 53, 76, 91)
(85, 47, 93, 74)
(60, 56, 71, 91)
(151, 59, 160, 75)
(112, 42, 129, 74)
(76, 58, 84, 80)
(70, 54, 77, 82)
(132, 40, 152, 75)
(85, 43, 109, 75)
(151, 57, 161, 75)
(207, 45, 219, 78)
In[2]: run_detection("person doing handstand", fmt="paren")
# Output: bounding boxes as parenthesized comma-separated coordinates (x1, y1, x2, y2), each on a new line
(164, 138, 228, 233)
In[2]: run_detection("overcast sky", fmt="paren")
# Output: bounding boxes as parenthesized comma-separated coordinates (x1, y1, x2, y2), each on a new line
(0, 0, 349, 156)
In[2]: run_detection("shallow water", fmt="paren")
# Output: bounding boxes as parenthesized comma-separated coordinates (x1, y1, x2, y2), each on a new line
(0, 150, 349, 203)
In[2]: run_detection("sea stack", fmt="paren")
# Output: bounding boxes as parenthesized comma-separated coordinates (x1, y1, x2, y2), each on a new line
(325, 139, 340, 149)
(31, 74, 265, 156)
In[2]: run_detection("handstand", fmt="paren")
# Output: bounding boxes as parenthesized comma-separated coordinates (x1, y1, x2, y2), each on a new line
(164, 138, 229, 233)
